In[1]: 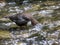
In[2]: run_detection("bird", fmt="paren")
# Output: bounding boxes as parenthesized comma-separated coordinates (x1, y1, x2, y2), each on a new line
(4, 13, 39, 26)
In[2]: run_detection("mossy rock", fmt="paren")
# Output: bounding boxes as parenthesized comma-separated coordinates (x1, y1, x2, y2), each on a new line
(0, 30, 11, 39)
(0, 18, 11, 23)
(44, 1, 57, 6)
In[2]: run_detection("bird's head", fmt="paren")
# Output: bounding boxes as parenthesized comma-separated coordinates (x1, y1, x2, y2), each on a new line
(4, 14, 17, 22)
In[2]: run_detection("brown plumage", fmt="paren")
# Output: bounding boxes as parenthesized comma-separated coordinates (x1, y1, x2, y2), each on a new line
(4, 13, 39, 26)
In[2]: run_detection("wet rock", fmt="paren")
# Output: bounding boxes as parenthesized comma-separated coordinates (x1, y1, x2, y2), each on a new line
(24, 6, 32, 11)
(44, 1, 57, 6)
(0, 22, 18, 30)
(8, 6, 23, 13)
(0, 18, 11, 23)
(18, 42, 27, 45)
(38, 10, 53, 17)
(8, 2, 16, 5)
(0, 2, 6, 8)
(45, 6, 60, 10)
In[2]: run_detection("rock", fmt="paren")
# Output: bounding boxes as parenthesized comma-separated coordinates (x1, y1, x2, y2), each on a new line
(0, 30, 11, 39)
(0, 18, 11, 23)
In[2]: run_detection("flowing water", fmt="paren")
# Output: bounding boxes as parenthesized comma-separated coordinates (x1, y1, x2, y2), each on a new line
(0, 1, 60, 45)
